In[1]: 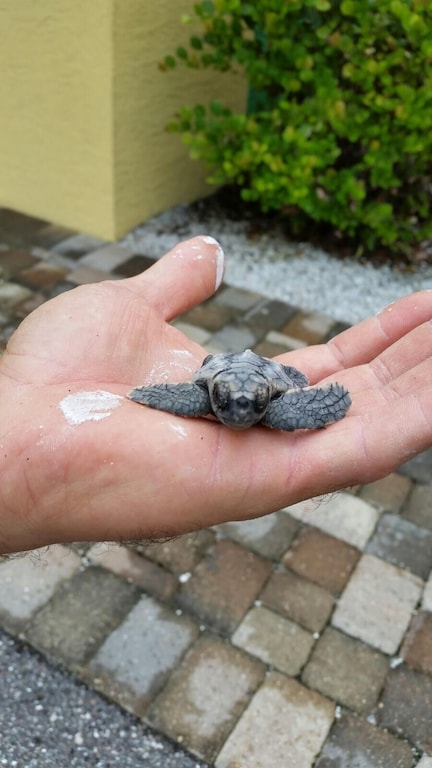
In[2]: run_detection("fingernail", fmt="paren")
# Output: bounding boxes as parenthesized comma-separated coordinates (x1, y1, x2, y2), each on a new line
(199, 236, 225, 290)
(376, 300, 396, 316)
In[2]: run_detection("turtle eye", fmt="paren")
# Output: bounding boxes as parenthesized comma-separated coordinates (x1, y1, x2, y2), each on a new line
(202, 354, 213, 366)
(254, 384, 270, 413)
(212, 382, 231, 411)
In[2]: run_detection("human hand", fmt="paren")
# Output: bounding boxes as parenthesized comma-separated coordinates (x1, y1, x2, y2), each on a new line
(0, 236, 431, 554)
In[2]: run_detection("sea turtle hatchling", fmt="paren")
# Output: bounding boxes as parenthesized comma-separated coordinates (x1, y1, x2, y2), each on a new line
(128, 349, 351, 431)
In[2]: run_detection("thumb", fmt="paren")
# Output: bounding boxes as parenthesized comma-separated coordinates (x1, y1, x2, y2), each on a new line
(128, 236, 225, 321)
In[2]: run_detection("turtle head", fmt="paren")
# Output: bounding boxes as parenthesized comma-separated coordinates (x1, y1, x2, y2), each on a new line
(209, 376, 271, 429)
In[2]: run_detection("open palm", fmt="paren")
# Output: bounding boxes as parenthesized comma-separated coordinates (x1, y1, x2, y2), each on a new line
(0, 236, 431, 554)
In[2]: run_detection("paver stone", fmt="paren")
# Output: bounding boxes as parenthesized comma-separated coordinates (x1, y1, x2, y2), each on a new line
(89, 595, 199, 715)
(216, 673, 334, 768)
(315, 711, 414, 768)
(332, 554, 422, 654)
(148, 634, 265, 762)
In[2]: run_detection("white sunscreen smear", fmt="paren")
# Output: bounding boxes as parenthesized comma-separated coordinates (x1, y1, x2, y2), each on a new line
(59, 390, 123, 426)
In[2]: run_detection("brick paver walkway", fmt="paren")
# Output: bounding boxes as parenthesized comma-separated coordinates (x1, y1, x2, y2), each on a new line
(1, 208, 432, 767)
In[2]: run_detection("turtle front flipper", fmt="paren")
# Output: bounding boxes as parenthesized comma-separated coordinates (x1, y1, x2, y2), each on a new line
(262, 383, 351, 431)
(128, 382, 211, 418)
(280, 365, 309, 388)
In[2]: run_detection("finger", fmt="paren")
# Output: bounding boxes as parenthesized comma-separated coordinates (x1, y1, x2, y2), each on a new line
(368, 318, 432, 384)
(332, 290, 432, 367)
(347, 354, 432, 418)
(306, 350, 432, 492)
(313, 318, 432, 398)
(125, 236, 225, 321)
(345, 383, 432, 483)
(275, 290, 432, 382)
(246, 379, 432, 516)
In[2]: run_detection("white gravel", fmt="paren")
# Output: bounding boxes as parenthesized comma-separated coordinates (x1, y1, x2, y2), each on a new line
(122, 202, 432, 326)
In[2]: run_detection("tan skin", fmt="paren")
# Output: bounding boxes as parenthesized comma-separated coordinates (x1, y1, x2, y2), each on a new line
(0, 235, 431, 554)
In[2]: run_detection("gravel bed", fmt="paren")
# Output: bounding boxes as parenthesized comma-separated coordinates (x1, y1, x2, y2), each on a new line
(0, 631, 207, 768)
(122, 201, 432, 326)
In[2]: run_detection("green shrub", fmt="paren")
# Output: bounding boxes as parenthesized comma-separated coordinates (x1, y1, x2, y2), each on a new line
(163, 0, 432, 254)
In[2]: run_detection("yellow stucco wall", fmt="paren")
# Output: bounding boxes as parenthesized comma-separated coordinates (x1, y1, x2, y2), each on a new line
(0, 1, 246, 239)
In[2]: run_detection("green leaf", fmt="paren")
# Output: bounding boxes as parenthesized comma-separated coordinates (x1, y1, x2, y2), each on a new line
(162, 0, 432, 256)
(163, 55, 176, 69)
(190, 36, 203, 50)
